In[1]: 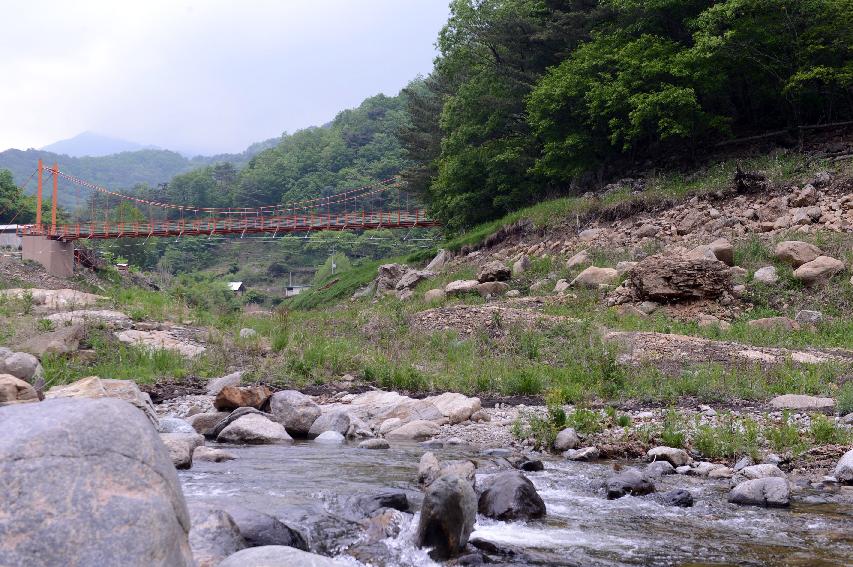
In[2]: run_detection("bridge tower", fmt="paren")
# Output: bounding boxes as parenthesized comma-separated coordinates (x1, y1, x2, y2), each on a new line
(21, 160, 74, 277)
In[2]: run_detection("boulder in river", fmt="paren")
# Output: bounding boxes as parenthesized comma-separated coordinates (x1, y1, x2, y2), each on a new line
(45, 375, 159, 427)
(554, 427, 580, 451)
(647, 446, 690, 467)
(219, 545, 339, 567)
(656, 489, 694, 507)
(194, 446, 236, 462)
(217, 413, 292, 444)
(188, 506, 246, 567)
(159, 432, 204, 469)
(188, 411, 231, 436)
(222, 505, 308, 550)
(159, 416, 196, 434)
(417, 474, 477, 560)
(728, 478, 790, 507)
(269, 389, 321, 436)
(314, 430, 346, 444)
(0, 397, 193, 566)
(606, 468, 655, 499)
(477, 470, 546, 521)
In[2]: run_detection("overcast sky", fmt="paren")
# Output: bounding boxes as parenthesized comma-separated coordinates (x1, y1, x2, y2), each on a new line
(0, 0, 449, 155)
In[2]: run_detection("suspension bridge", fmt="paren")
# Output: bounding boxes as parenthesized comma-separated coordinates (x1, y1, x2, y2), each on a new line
(15, 159, 439, 276)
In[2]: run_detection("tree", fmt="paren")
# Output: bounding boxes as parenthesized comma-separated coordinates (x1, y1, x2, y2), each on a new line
(0, 169, 37, 224)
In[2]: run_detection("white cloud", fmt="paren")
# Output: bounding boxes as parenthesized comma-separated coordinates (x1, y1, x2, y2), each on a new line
(0, 0, 448, 154)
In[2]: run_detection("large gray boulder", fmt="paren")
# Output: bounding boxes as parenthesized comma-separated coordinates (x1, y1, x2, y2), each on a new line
(0, 397, 193, 566)
(219, 546, 339, 567)
(0, 351, 42, 383)
(188, 506, 246, 567)
(728, 477, 790, 507)
(416, 474, 477, 560)
(477, 471, 546, 520)
(45, 376, 159, 428)
(554, 427, 580, 451)
(269, 390, 321, 436)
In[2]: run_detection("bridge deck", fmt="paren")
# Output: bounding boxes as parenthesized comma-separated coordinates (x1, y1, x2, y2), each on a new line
(17, 210, 438, 240)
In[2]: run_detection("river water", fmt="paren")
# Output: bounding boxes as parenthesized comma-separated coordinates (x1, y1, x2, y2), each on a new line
(179, 441, 853, 566)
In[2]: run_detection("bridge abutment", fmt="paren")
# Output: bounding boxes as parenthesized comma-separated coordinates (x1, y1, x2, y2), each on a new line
(22, 236, 74, 277)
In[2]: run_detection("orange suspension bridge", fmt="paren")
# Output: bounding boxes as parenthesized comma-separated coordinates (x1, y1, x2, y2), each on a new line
(17, 159, 439, 241)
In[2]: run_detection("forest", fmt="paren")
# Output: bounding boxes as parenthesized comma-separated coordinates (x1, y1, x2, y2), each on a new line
(2, 0, 851, 270)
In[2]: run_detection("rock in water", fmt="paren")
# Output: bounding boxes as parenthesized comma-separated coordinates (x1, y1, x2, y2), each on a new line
(554, 427, 580, 451)
(307, 410, 351, 439)
(0, 398, 193, 566)
(189, 506, 246, 567)
(269, 390, 321, 436)
(477, 471, 546, 520)
(222, 505, 308, 550)
(728, 478, 790, 507)
(606, 468, 656, 499)
(417, 475, 477, 560)
(219, 545, 339, 567)
(217, 413, 292, 444)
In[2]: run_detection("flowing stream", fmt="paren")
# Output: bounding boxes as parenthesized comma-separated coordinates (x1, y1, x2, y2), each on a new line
(179, 441, 853, 566)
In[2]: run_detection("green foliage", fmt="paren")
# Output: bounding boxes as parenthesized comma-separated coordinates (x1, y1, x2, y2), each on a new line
(766, 410, 806, 455)
(567, 407, 603, 435)
(661, 409, 686, 447)
(809, 414, 852, 445)
(693, 414, 761, 460)
(837, 382, 853, 416)
(0, 169, 38, 224)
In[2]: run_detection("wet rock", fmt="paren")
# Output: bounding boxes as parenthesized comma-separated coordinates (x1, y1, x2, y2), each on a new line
(571, 266, 619, 288)
(774, 241, 821, 268)
(769, 394, 835, 413)
(269, 390, 321, 436)
(753, 266, 779, 284)
(159, 417, 195, 434)
(477, 261, 511, 283)
(657, 489, 693, 507)
(222, 505, 307, 550)
(606, 468, 655, 499)
(442, 460, 477, 487)
(214, 385, 272, 412)
(645, 461, 675, 477)
(189, 506, 246, 567)
(188, 411, 231, 436)
(0, 374, 39, 406)
(793, 256, 845, 285)
(520, 460, 544, 472)
(416, 475, 477, 560)
(478, 471, 546, 520)
(314, 430, 345, 444)
(217, 413, 292, 444)
(307, 410, 351, 439)
(564, 446, 599, 461)
(193, 446, 236, 462)
(554, 427, 580, 451)
(0, 398, 193, 566)
(647, 446, 690, 467)
(205, 371, 242, 396)
(345, 491, 410, 520)
(418, 452, 441, 485)
(219, 546, 338, 567)
(19, 324, 85, 356)
(728, 478, 790, 507)
(0, 351, 42, 383)
(160, 432, 203, 469)
(385, 419, 440, 441)
(359, 438, 390, 449)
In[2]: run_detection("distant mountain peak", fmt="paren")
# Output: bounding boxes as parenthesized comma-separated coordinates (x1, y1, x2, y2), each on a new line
(40, 132, 159, 158)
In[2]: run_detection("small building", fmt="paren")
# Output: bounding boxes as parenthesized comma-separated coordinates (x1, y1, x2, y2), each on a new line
(228, 281, 245, 296)
(0, 225, 22, 250)
(285, 285, 310, 297)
